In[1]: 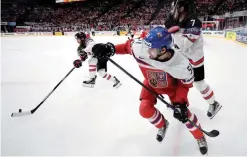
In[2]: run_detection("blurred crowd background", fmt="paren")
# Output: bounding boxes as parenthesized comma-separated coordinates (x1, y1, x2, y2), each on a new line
(1, 0, 247, 33)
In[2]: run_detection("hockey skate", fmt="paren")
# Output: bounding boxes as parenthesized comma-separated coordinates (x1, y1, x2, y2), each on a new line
(113, 76, 122, 88)
(156, 119, 169, 142)
(207, 101, 222, 119)
(197, 136, 208, 155)
(83, 76, 97, 88)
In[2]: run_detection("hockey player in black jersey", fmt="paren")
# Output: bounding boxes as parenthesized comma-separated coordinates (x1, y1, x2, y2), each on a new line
(73, 32, 121, 88)
(165, 0, 222, 120)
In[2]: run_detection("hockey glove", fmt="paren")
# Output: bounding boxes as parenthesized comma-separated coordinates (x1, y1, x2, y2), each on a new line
(173, 103, 188, 123)
(105, 42, 116, 57)
(92, 43, 104, 59)
(77, 48, 88, 61)
(92, 42, 116, 59)
(73, 59, 82, 68)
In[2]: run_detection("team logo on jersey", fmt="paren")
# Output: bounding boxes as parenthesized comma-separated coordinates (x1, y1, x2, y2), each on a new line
(157, 32, 162, 38)
(184, 28, 201, 35)
(147, 70, 168, 88)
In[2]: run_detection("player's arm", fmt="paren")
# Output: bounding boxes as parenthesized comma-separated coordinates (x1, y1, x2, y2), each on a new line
(175, 78, 193, 102)
(159, 54, 194, 103)
(83, 41, 95, 56)
(77, 45, 88, 61)
(115, 39, 133, 55)
(139, 31, 147, 39)
(73, 45, 88, 68)
(92, 42, 116, 59)
(182, 18, 202, 47)
(172, 69, 194, 124)
(169, 18, 202, 51)
(174, 80, 190, 104)
(173, 81, 190, 123)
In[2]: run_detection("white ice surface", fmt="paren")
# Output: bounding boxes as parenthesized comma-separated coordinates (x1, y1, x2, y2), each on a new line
(1, 36, 247, 156)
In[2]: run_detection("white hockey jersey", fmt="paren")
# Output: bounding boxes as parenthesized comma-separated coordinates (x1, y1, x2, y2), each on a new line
(78, 38, 96, 57)
(172, 17, 204, 68)
(116, 39, 194, 89)
(132, 39, 194, 81)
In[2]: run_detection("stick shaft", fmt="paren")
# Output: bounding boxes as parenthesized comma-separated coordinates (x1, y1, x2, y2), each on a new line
(31, 67, 75, 113)
(108, 58, 213, 136)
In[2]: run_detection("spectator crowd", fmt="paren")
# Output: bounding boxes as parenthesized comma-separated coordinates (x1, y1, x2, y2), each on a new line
(1, 0, 247, 32)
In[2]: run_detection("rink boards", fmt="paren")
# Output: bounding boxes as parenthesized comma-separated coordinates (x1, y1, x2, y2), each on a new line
(1, 30, 247, 45)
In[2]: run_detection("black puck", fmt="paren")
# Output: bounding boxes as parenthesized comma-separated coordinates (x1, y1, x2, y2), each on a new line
(19, 109, 22, 113)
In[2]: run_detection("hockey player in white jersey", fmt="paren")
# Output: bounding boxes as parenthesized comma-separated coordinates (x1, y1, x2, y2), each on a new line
(165, 0, 222, 119)
(107, 27, 208, 155)
(73, 32, 121, 88)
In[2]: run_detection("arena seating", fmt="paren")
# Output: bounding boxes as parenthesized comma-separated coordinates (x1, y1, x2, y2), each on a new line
(1, 0, 246, 32)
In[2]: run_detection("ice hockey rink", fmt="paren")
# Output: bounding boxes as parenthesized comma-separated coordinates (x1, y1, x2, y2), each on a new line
(1, 35, 247, 156)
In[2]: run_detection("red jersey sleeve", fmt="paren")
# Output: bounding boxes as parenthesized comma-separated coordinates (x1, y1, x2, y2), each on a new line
(86, 34, 90, 38)
(139, 31, 148, 39)
(115, 39, 133, 55)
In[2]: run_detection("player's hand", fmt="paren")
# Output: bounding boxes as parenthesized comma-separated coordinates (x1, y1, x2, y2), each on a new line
(92, 43, 115, 59)
(168, 26, 180, 34)
(105, 42, 116, 57)
(173, 103, 188, 123)
(78, 50, 88, 61)
(73, 59, 82, 68)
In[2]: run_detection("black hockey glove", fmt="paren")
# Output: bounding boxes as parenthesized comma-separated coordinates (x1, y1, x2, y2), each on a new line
(173, 103, 188, 123)
(105, 42, 116, 57)
(92, 42, 115, 59)
(73, 59, 82, 68)
(77, 47, 88, 61)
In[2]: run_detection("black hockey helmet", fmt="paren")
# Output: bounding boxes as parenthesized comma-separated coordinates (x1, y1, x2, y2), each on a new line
(75, 32, 86, 40)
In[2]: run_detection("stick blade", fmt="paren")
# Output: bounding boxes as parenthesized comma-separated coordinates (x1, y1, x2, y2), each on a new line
(206, 130, 220, 137)
(11, 111, 32, 117)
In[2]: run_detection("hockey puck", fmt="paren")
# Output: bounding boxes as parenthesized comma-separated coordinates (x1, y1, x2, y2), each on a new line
(19, 109, 22, 113)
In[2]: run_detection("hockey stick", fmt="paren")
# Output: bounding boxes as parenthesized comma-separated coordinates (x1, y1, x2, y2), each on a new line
(11, 67, 75, 117)
(108, 58, 219, 137)
(172, 0, 180, 16)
